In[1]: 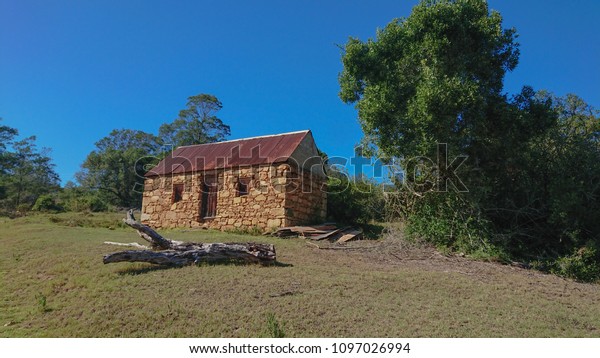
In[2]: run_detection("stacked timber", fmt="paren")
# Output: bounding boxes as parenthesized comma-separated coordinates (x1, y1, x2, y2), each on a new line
(266, 224, 363, 243)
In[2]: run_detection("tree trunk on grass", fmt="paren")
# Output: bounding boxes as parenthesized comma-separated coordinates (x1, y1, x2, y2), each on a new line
(122, 209, 179, 249)
(102, 210, 276, 266)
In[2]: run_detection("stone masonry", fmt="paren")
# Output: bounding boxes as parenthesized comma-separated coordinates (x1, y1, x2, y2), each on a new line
(141, 163, 327, 230)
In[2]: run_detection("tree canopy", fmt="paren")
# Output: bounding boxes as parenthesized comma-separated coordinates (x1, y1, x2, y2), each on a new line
(76, 129, 162, 208)
(159, 94, 231, 148)
(75, 93, 231, 209)
(339, 0, 519, 160)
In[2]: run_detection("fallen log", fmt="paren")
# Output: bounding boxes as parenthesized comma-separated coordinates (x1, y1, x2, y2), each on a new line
(103, 210, 276, 266)
(103, 243, 276, 265)
(122, 209, 181, 249)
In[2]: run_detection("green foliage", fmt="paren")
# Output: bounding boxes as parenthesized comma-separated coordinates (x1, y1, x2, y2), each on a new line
(75, 94, 231, 209)
(0, 120, 61, 215)
(159, 94, 231, 148)
(76, 129, 161, 209)
(339, 0, 519, 161)
(32, 194, 63, 212)
(339, 0, 600, 281)
(86, 196, 109, 212)
(327, 170, 385, 225)
(265, 313, 285, 338)
(0, 118, 19, 170)
(57, 182, 109, 212)
(407, 194, 481, 250)
(15, 203, 33, 213)
(550, 247, 600, 283)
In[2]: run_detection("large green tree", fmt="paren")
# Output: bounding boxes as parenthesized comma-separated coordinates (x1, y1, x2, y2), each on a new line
(77, 129, 161, 208)
(159, 94, 230, 148)
(339, 0, 600, 279)
(339, 0, 519, 161)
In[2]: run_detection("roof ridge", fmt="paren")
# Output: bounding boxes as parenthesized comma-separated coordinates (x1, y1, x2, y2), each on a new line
(174, 130, 310, 149)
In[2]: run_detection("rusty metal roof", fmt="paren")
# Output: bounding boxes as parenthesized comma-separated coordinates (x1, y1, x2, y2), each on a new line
(146, 130, 311, 176)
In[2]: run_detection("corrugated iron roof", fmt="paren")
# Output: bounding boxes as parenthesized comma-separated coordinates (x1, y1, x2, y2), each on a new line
(146, 130, 311, 177)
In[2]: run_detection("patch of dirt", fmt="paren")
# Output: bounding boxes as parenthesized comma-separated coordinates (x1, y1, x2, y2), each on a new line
(307, 234, 600, 296)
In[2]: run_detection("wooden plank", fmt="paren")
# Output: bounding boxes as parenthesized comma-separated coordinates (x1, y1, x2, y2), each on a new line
(310, 226, 351, 241)
(268, 225, 340, 238)
(335, 229, 363, 243)
(311, 225, 338, 231)
(288, 226, 337, 233)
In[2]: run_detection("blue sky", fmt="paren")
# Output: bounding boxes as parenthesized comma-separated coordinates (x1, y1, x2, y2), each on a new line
(1, 0, 598, 184)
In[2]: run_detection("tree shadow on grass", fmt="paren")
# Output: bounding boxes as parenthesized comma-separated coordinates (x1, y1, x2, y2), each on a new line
(196, 260, 293, 268)
(360, 223, 386, 240)
(116, 264, 175, 276)
(116, 260, 293, 275)
(271, 261, 293, 267)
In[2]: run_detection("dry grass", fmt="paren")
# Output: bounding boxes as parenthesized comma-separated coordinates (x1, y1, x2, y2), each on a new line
(1, 213, 599, 337)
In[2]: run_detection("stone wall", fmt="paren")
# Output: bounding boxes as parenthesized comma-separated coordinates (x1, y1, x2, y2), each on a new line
(141, 171, 202, 229)
(284, 165, 327, 226)
(141, 162, 327, 230)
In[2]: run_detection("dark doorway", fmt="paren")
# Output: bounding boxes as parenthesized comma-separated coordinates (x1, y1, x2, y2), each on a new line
(172, 183, 184, 203)
(201, 176, 217, 219)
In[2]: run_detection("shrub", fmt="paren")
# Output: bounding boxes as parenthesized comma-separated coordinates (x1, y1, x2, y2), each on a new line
(59, 190, 108, 212)
(327, 173, 385, 225)
(32, 194, 63, 212)
(405, 193, 491, 252)
(550, 246, 600, 283)
(86, 196, 108, 212)
(57, 184, 111, 213)
(16, 203, 33, 214)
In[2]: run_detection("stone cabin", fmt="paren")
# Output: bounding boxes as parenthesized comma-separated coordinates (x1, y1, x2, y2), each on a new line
(141, 130, 327, 230)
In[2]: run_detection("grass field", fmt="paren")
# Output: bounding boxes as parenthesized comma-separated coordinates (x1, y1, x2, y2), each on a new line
(1, 212, 599, 337)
